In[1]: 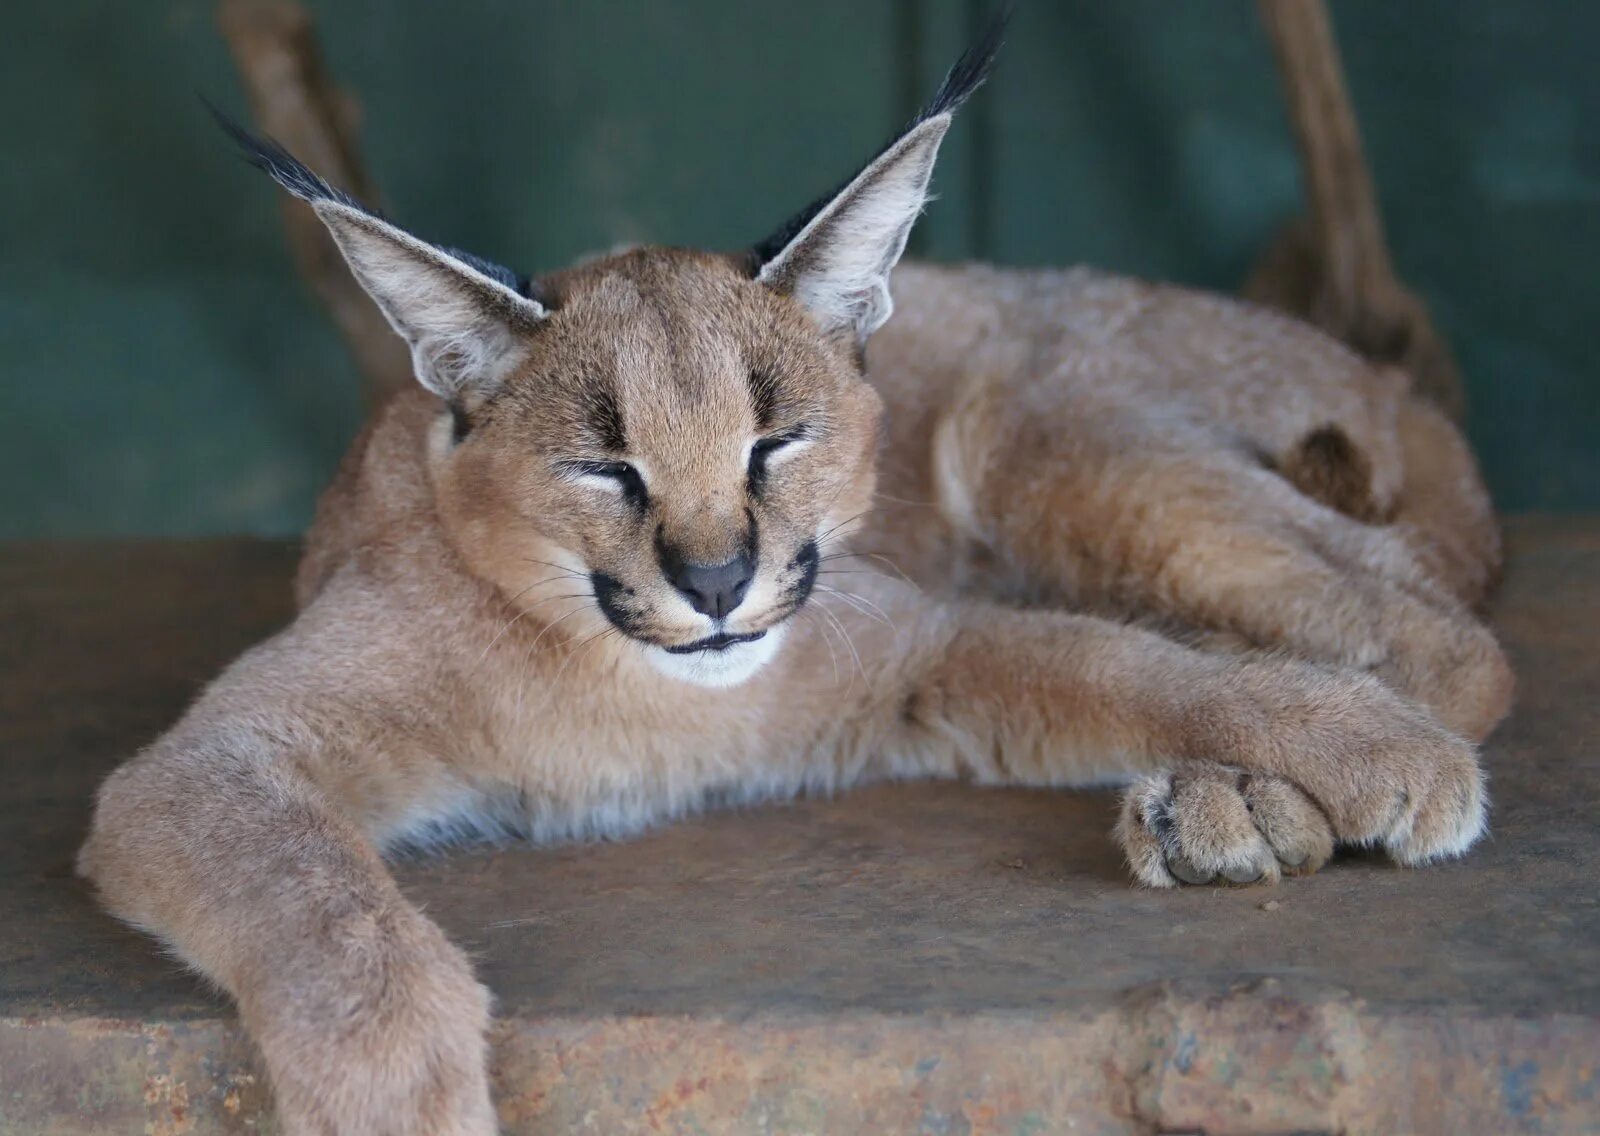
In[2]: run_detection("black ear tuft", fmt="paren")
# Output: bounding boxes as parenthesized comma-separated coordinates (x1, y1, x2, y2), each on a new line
(919, 0, 1010, 121)
(750, 1, 1011, 270)
(206, 99, 375, 215)
(207, 99, 536, 300)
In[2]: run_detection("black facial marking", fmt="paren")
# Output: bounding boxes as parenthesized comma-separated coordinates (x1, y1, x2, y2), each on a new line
(617, 465, 648, 512)
(784, 539, 820, 610)
(744, 507, 760, 561)
(653, 525, 672, 577)
(747, 449, 769, 498)
(591, 572, 643, 637)
(749, 368, 781, 432)
(586, 384, 628, 453)
(449, 401, 472, 444)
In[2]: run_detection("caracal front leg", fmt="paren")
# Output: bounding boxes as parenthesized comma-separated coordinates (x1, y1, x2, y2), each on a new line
(874, 601, 1485, 887)
(79, 622, 497, 1135)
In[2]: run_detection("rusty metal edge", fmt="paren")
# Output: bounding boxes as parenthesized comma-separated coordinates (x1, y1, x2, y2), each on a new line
(4, 984, 1597, 1135)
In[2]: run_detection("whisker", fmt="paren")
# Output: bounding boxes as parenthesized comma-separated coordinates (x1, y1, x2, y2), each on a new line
(548, 625, 620, 689)
(811, 477, 859, 535)
(816, 550, 923, 592)
(521, 573, 588, 590)
(814, 508, 873, 549)
(497, 574, 577, 614)
(816, 569, 917, 596)
(520, 622, 618, 725)
(872, 490, 936, 508)
(797, 608, 841, 688)
(815, 585, 893, 630)
(523, 604, 593, 657)
(812, 596, 868, 694)
(816, 584, 897, 631)
(477, 593, 596, 665)
(480, 607, 535, 665)
(509, 600, 595, 732)
(521, 557, 587, 579)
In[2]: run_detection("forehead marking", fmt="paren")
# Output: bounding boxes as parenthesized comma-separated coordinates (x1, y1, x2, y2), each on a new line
(585, 383, 627, 452)
(749, 367, 781, 432)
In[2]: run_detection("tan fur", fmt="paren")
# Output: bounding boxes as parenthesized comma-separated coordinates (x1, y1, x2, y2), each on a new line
(82, 89, 1510, 1136)
(867, 265, 1510, 740)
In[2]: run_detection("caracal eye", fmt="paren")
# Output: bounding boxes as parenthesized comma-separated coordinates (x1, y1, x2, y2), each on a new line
(746, 426, 811, 492)
(559, 459, 649, 508)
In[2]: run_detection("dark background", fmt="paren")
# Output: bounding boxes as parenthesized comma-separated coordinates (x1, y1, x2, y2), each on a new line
(3, 1, 1595, 537)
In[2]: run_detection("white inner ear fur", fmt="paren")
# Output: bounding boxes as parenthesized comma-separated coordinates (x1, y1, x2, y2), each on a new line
(313, 201, 546, 402)
(758, 115, 951, 343)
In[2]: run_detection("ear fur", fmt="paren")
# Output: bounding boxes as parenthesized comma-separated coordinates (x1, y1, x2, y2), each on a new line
(752, 7, 1008, 344)
(213, 110, 545, 403)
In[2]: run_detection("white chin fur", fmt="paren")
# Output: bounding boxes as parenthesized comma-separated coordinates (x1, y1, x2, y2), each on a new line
(643, 624, 786, 688)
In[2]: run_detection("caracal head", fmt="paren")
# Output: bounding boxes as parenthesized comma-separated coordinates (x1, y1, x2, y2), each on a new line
(218, 20, 1003, 687)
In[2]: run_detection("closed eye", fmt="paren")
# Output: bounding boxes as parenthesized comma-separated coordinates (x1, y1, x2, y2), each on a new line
(558, 459, 648, 509)
(747, 425, 809, 494)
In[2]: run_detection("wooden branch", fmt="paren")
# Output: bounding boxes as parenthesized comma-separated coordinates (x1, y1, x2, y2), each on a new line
(217, 0, 411, 410)
(1245, 0, 1465, 418)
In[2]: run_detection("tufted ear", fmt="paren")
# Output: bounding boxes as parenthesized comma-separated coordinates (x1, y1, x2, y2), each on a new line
(214, 112, 546, 404)
(751, 9, 1007, 345)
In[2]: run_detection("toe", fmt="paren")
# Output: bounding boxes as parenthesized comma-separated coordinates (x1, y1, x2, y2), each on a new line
(1168, 771, 1280, 887)
(1389, 743, 1488, 865)
(1220, 862, 1266, 885)
(1114, 774, 1180, 888)
(1167, 853, 1215, 886)
(1241, 773, 1335, 875)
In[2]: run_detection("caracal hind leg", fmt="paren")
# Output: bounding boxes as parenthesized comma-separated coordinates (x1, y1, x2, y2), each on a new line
(1129, 452, 1511, 740)
(1275, 390, 1503, 610)
(951, 422, 1512, 740)
(1389, 393, 1503, 610)
(79, 667, 495, 1134)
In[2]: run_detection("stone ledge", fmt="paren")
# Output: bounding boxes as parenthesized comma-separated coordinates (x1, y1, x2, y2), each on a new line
(7, 998, 1598, 1135)
(2, 518, 1596, 1134)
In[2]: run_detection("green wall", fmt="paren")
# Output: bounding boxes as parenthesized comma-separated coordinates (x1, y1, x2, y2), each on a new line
(2, 1, 1595, 537)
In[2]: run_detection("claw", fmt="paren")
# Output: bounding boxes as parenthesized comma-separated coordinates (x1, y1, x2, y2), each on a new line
(1221, 863, 1265, 885)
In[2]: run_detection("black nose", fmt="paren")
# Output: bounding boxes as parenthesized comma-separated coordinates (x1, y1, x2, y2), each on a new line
(664, 553, 755, 620)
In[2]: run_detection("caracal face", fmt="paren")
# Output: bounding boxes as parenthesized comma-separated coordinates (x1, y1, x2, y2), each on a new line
(431, 249, 883, 688)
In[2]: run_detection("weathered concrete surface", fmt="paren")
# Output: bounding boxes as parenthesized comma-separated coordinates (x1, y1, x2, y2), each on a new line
(2, 519, 1597, 1134)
